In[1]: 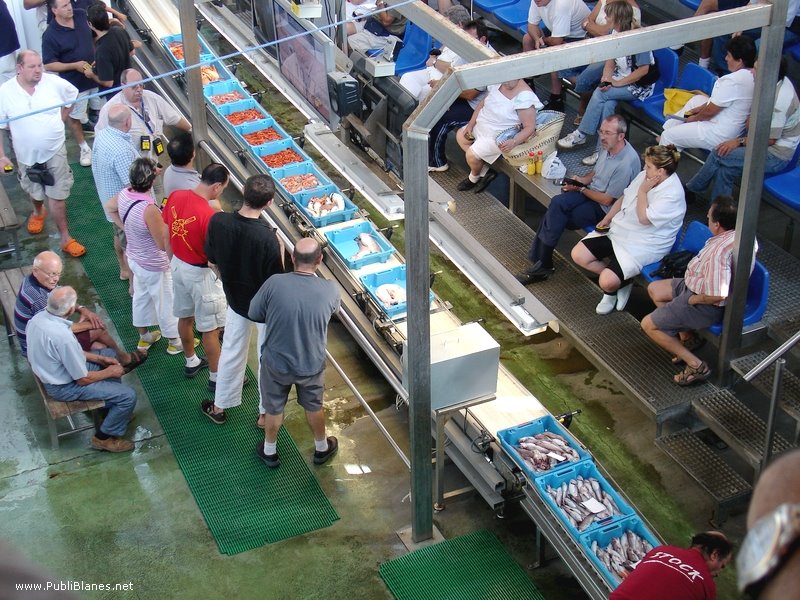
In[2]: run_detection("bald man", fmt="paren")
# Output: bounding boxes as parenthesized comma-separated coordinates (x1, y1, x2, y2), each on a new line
(14, 251, 141, 368)
(248, 238, 340, 468)
(91, 103, 138, 285)
(737, 450, 800, 598)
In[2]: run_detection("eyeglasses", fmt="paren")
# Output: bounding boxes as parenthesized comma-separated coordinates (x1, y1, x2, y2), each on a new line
(597, 129, 620, 136)
(34, 267, 62, 279)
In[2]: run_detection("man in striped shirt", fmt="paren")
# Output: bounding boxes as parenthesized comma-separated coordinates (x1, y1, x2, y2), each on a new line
(641, 196, 756, 386)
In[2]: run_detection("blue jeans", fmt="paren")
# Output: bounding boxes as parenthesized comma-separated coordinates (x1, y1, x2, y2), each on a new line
(429, 98, 474, 168)
(528, 191, 606, 262)
(686, 147, 789, 200)
(574, 62, 605, 94)
(579, 85, 638, 139)
(43, 349, 137, 437)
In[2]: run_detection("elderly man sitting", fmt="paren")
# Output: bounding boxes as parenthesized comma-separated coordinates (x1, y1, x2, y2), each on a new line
(26, 287, 138, 452)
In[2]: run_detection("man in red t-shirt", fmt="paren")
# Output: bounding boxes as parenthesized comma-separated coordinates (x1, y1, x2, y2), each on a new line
(611, 531, 733, 600)
(162, 163, 228, 385)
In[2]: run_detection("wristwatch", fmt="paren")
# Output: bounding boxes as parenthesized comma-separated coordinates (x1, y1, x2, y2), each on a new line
(737, 503, 800, 594)
(739, 137, 746, 147)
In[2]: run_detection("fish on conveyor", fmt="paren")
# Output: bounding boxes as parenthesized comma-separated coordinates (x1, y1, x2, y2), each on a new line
(375, 284, 406, 308)
(307, 193, 345, 217)
(514, 432, 582, 472)
(543, 475, 622, 531)
(349, 232, 381, 260)
(590, 530, 655, 585)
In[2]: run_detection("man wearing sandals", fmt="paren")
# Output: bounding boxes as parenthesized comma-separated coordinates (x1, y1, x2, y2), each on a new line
(641, 196, 756, 386)
(0, 50, 86, 257)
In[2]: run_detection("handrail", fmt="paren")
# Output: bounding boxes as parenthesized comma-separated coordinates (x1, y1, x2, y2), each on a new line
(742, 329, 800, 382)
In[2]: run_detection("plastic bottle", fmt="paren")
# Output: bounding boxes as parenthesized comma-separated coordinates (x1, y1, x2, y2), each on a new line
(527, 152, 535, 176)
(535, 150, 544, 175)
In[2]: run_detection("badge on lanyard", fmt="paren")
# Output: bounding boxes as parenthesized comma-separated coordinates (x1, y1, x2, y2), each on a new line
(154, 137, 165, 155)
(140, 135, 151, 152)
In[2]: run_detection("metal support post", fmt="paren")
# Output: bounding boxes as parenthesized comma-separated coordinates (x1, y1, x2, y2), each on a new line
(178, 0, 210, 166)
(760, 358, 785, 475)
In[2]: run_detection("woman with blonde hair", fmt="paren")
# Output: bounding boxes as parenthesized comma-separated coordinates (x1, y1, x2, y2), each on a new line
(571, 145, 686, 314)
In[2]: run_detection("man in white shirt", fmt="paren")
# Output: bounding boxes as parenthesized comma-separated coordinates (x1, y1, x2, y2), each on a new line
(0, 49, 86, 257)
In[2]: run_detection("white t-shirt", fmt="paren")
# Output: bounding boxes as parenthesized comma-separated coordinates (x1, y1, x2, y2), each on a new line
(749, 0, 799, 26)
(770, 77, 800, 160)
(0, 73, 77, 164)
(528, 0, 590, 39)
(707, 68, 754, 141)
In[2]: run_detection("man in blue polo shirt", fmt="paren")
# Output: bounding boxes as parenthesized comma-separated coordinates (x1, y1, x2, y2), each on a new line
(42, 0, 99, 167)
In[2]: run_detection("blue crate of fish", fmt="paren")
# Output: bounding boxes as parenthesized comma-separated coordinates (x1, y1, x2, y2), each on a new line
(203, 80, 249, 108)
(161, 33, 213, 63)
(271, 161, 332, 199)
(291, 185, 358, 227)
(197, 59, 231, 85)
(217, 99, 269, 127)
(253, 138, 311, 171)
(579, 515, 662, 590)
(325, 221, 394, 269)
(233, 118, 290, 149)
(360, 265, 434, 319)
(497, 415, 591, 479)
(533, 461, 635, 538)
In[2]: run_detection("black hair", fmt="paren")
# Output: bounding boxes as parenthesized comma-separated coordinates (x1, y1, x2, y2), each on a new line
(166, 132, 195, 167)
(243, 174, 275, 209)
(780, 56, 789, 81)
(691, 532, 733, 560)
(464, 19, 489, 41)
(726, 35, 757, 69)
(710, 195, 738, 231)
(87, 3, 109, 30)
(200, 163, 229, 186)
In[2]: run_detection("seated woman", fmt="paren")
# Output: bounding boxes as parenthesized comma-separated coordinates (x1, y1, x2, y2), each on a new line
(571, 145, 686, 315)
(558, 1, 656, 166)
(659, 36, 756, 151)
(455, 79, 543, 193)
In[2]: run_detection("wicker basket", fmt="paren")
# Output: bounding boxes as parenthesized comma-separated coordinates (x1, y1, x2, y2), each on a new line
(502, 110, 566, 167)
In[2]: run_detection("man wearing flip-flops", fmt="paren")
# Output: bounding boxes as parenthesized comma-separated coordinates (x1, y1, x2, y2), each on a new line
(0, 50, 86, 257)
(641, 196, 756, 386)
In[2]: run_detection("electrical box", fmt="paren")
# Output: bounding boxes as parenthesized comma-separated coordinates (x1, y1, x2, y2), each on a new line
(327, 72, 361, 117)
(290, 0, 323, 19)
(402, 322, 500, 411)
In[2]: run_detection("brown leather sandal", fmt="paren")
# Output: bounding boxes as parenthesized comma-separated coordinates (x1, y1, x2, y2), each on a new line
(674, 361, 711, 386)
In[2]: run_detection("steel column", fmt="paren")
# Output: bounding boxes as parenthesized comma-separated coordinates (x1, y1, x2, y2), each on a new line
(178, 0, 209, 166)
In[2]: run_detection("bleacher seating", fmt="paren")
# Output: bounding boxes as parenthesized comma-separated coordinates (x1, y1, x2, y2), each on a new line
(493, 0, 531, 31)
(708, 261, 769, 334)
(641, 62, 717, 127)
(394, 23, 433, 77)
(640, 220, 711, 282)
(762, 162, 800, 247)
(628, 48, 680, 111)
(472, 0, 517, 12)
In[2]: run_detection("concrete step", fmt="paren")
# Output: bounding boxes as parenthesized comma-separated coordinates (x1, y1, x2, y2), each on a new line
(656, 428, 751, 524)
(731, 351, 800, 425)
(693, 389, 793, 469)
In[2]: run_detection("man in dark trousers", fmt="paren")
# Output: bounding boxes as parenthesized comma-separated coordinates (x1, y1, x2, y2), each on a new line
(249, 238, 340, 468)
(201, 174, 284, 425)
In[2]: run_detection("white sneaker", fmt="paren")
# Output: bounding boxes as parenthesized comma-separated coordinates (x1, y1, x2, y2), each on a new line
(428, 164, 449, 172)
(79, 145, 92, 167)
(616, 284, 633, 311)
(581, 152, 599, 166)
(596, 293, 617, 315)
(557, 130, 587, 150)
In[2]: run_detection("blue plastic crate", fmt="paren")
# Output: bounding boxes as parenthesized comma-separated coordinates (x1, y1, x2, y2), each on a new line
(217, 99, 269, 127)
(497, 415, 591, 479)
(197, 59, 231, 85)
(253, 138, 310, 171)
(579, 516, 662, 589)
(533, 461, 634, 537)
(360, 265, 434, 319)
(325, 221, 394, 269)
(203, 80, 248, 108)
(291, 186, 358, 227)
(161, 33, 212, 62)
(272, 161, 332, 198)
(234, 118, 290, 149)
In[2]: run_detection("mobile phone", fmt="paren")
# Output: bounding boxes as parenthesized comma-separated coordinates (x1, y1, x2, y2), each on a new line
(665, 114, 686, 121)
(599, 81, 612, 88)
(562, 177, 586, 188)
(429, 48, 442, 56)
(595, 224, 610, 233)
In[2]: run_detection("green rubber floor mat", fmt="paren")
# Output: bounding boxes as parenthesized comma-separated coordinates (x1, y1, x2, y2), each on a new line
(67, 165, 339, 554)
(380, 530, 545, 600)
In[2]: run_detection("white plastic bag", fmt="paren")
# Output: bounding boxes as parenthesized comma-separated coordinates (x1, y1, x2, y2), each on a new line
(542, 151, 566, 181)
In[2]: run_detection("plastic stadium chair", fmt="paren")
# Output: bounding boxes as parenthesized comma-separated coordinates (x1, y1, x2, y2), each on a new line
(764, 163, 800, 212)
(641, 62, 717, 126)
(473, 0, 518, 12)
(679, 0, 701, 10)
(394, 23, 432, 77)
(628, 48, 679, 111)
(640, 220, 711, 282)
(494, 0, 530, 29)
(708, 261, 769, 334)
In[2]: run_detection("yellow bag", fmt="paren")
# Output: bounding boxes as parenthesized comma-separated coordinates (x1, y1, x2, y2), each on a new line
(663, 88, 703, 116)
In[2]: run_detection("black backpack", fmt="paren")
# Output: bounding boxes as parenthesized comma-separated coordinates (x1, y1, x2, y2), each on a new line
(633, 53, 660, 87)
(651, 250, 695, 279)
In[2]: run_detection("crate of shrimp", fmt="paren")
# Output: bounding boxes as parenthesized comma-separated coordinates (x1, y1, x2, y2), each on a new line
(325, 220, 394, 269)
(253, 138, 309, 171)
(292, 186, 358, 227)
(217, 99, 268, 127)
(234, 118, 290, 148)
(579, 516, 661, 590)
(497, 415, 590, 479)
(360, 265, 434, 319)
(271, 161, 332, 199)
(204, 80, 248, 108)
(161, 34, 213, 65)
(532, 461, 634, 538)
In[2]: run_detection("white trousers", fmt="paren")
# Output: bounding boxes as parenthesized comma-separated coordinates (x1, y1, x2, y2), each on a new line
(214, 307, 266, 413)
(660, 94, 734, 151)
(129, 258, 179, 339)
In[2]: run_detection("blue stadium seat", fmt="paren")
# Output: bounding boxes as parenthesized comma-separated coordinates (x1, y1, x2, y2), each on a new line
(763, 163, 800, 212)
(628, 48, 679, 111)
(473, 0, 517, 12)
(394, 23, 432, 77)
(640, 221, 711, 282)
(707, 261, 769, 334)
(494, 0, 530, 30)
(641, 63, 717, 126)
(679, 0, 701, 10)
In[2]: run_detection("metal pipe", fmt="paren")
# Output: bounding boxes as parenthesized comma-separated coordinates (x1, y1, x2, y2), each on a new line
(178, 0, 209, 166)
(743, 329, 800, 382)
(760, 358, 785, 474)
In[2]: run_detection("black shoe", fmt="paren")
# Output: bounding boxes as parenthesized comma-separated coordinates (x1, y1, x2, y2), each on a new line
(207, 375, 249, 393)
(515, 261, 555, 284)
(313, 436, 339, 465)
(255, 441, 280, 468)
(457, 177, 477, 191)
(544, 95, 564, 112)
(473, 169, 497, 193)
(185, 357, 209, 379)
(201, 400, 226, 424)
(81, 119, 95, 133)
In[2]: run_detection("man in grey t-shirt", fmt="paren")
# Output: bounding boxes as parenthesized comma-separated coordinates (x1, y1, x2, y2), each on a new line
(162, 131, 202, 203)
(248, 238, 340, 468)
(517, 115, 641, 284)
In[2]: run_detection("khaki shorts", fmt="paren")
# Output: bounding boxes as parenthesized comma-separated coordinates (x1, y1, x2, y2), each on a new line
(69, 88, 97, 123)
(170, 256, 226, 332)
(19, 144, 74, 201)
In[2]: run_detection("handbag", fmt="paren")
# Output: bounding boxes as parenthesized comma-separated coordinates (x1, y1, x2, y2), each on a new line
(662, 88, 707, 117)
(25, 162, 55, 187)
(651, 250, 695, 279)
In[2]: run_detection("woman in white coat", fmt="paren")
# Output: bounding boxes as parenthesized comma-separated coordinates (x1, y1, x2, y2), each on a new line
(572, 145, 686, 314)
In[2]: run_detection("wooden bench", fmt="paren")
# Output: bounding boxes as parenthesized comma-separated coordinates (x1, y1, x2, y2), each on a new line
(0, 182, 21, 258)
(0, 266, 105, 449)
